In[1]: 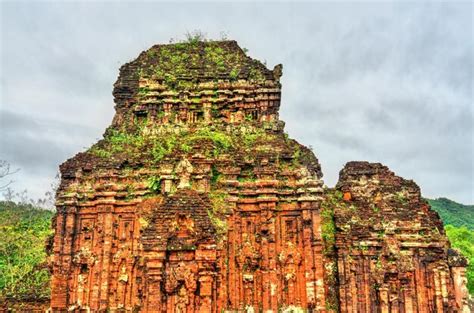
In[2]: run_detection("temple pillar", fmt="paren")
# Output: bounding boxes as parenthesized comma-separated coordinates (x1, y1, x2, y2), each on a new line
(379, 286, 389, 313)
(50, 210, 69, 310)
(203, 102, 211, 122)
(97, 208, 114, 309)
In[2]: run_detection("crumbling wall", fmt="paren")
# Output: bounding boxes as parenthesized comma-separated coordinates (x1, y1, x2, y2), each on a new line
(49, 40, 468, 313)
(332, 162, 470, 312)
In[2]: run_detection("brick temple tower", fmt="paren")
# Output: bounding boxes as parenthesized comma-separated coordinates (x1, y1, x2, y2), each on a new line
(50, 40, 469, 312)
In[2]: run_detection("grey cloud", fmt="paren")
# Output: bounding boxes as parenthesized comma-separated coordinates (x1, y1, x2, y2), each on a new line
(0, 109, 99, 173)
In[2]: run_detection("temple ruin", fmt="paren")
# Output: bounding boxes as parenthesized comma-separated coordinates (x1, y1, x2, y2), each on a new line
(50, 40, 469, 312)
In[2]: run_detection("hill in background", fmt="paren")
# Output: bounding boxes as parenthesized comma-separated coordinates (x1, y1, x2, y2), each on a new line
(425, 197, 473, 295)
(428, 197, 474, 230)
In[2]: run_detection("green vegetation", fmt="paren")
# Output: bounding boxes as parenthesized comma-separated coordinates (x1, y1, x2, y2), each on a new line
(427, 197, 474, 230)
(140, 40, 255, 91)
(424, 197, 474, 294)
(395, 191, 408, 205)
(320, 191, 341, 312)
(183, 127, 232, 157)
(136, 37, 269, 93)
(371, 204, 381, 213)
(108, 130, 145, 153)
(90, 125, 275, 163)
(445, 225, 474, 294)
(320, 190, 340, 256)
(210, 165, 221, 186)
(242, 128, 266, 147)
(91, 129, 178, 163)
(147, 176, 161, 193)
(229, 68, 240, 80)
(208, 191, 228, 236)
(184, 30, 206, 44)
(151, 134, 178, 162)
(248, 66, 266, 83)
(0, 201, 53, 302)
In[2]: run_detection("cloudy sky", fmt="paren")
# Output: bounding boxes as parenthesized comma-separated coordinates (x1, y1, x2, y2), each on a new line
(0, 1, 472, 204)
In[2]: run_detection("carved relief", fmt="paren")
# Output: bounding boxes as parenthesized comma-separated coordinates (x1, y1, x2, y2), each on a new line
(176, 158, 194, 189)
(164, 261, 198, 295)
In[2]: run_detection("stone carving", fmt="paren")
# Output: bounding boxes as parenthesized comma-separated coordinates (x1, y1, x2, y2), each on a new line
(279, 241, 302, 282)
(176, 158, 193, 189)
(164, 262, 198, 294)
(49, 40, 469, 312)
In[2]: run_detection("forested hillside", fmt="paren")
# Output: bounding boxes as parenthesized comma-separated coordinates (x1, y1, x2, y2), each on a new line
(428, 197, 474, 230)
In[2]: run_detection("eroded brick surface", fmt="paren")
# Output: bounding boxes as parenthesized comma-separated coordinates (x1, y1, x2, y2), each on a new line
(333, 162, 469, 312)
(49, 41, 468, 312)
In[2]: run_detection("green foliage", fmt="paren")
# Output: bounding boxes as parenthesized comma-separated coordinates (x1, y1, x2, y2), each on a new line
(184, 30, 206, 44)
(248, 66, 266, 83)
(109, 130, 145, 152)
(210, 165, 221, 186)
(91, 126, 240, 162)
(229, 68, 240, 80)
(0, 201, 53, 301)
(151, 134, 177, 162)
(92, 129, 181, 163)
(137, 39, 264, 91)
(427, 198, 474, 294)
(445, 225, 474, 294)
(209, 191, 227, 214)
(204, 46, 226, 72)
(89, 146, 112, 158)
(242, 128, 266, 147)
(292, 146, 301, 166)
(320, 191, 338, 256)
(208, 191, 228, 236)
(371, 204, 381, 213)
(395, 191, 408, 205)
(147, 176, 161, 193)
(91, 129, 146, 157)
(137, 86, 150, 96)
(428, 198, 474, 230)
(183, 127, 232, 157)
(321, 207, 336, 254)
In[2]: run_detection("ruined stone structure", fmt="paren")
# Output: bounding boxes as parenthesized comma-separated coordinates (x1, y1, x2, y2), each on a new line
(332, 162, 470, 312)
(50, 40, 469, 312)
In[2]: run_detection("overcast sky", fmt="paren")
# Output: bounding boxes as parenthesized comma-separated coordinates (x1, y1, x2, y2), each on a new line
(0, 1, 472, 204)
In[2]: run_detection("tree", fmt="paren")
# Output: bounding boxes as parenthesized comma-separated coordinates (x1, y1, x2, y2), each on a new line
(0, 160, 19, 192)
(445, 225, 474, 294)
(0, 201, 53, 301)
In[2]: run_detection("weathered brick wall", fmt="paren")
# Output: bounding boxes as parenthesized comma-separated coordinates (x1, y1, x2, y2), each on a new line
(333, 162, 470, 312)
(49, 40, 468, 312)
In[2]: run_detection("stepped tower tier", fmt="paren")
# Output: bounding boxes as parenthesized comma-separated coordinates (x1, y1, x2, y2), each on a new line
(112, 40, 283, 129)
